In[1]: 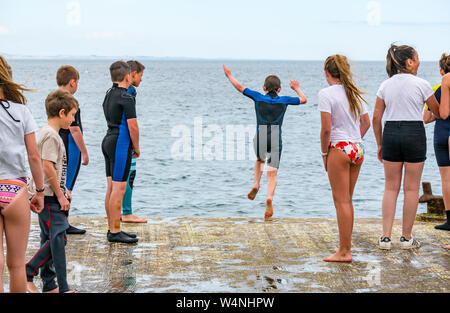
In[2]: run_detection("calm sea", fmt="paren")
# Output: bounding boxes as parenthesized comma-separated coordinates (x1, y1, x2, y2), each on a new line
(8, 59, 444, 218)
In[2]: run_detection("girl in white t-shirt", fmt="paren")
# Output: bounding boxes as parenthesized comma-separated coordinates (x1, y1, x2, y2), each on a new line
(0, 56, 45, 293)
(372, 45, 440, 251)
(319, 55, 371, 262)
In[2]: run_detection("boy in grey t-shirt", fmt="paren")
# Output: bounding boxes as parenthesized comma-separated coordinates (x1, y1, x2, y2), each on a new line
(26, 89, 78, 293)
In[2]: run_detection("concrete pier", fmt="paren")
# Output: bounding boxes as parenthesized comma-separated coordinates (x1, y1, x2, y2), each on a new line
(2, 217, 449, 293)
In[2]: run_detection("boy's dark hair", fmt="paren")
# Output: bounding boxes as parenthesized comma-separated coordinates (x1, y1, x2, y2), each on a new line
(110, 61, 131, 82)
(127, 60, 146, 73)
(45, 89, 79, 119)
(56, 65, 79, 87)
(264, 75, 281, 93)
(386, 44, 417, 78)
(439, 53, 450, 74)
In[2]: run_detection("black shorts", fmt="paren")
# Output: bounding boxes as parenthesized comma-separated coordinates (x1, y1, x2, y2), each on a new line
(433, 119, 450, 167)
(382, 121, 427, 163)
(101, 133, 133, 182)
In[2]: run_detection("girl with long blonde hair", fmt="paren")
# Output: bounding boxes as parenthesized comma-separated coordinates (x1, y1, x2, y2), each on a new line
(0, 56, 44, 292)
(319, 54, 371, 262)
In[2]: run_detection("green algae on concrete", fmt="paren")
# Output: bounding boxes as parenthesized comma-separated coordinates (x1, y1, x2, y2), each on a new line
(2, 217, 449, 293)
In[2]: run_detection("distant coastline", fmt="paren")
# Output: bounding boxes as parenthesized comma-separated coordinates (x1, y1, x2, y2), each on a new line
(0, 52, 398, 62)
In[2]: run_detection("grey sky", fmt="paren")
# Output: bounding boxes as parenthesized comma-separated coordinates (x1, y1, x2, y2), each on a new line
(0, 0, 449, 60)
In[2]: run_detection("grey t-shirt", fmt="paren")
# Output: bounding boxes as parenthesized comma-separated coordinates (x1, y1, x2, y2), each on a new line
(29, 125, 67, 197)
(0, 100, 38, 179)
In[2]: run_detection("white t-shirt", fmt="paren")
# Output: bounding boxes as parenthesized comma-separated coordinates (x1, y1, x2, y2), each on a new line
(376, 73, 434, 121)
(318, 84, 368, 143)
(0, 100, 38, 179)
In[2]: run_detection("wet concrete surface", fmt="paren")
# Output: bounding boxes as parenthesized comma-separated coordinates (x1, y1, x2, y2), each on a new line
(2, 217, 449, 293)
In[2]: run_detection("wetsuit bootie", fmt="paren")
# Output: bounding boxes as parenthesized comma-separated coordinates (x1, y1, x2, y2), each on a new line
(107, 230, 137, 239)
(107, 231, 138, 244)
(435, 211, 450, 231)
(66, 225, 86, 235)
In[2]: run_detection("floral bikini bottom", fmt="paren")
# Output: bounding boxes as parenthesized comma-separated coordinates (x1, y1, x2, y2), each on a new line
(0, 178, 27, 207)
(329, 142, 364, 165)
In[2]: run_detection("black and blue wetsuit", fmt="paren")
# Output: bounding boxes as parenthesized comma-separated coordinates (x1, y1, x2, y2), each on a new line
(101, 84, 137, 182)
(433, 86, 450, 167)
(59, 109, 82, 191)
(243, 88, 300, 169)
(122, 85, 138, 216)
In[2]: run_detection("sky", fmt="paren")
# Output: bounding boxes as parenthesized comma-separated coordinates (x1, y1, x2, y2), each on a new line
(0, 0, 449, 60)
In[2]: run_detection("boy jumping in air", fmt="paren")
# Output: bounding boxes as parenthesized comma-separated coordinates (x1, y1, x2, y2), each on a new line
(223, 65, 307, 218)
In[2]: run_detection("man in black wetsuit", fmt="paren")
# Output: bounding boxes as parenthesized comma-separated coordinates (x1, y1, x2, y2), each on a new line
(101, 61, 140, 244)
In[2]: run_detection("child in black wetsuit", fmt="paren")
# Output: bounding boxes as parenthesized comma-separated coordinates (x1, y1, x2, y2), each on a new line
(223, 65, 307, 218)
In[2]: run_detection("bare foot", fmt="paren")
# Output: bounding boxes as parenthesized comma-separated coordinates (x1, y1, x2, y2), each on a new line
(444, 245, 450, 250)
(27, 282, 40, 293)
(121, 214, 148, 223)
(44, 287, 59, 293)
(323, 251, 352, 263)
(247, 186, 259, 200)
(265, 198, 274, 219)
(64, 290, 76, 293)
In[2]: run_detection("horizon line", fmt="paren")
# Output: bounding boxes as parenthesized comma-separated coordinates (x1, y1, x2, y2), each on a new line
(1, 52, 440, 63)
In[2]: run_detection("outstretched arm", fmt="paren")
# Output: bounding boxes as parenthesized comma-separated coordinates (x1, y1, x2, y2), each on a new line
(223, 65, 245, 93)
(289, 80, 307, 104)
(440, 73, 450, 120)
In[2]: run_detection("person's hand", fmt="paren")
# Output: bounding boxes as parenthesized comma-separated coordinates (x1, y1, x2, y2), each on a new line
(30, 193, 44, 214)
(322, 155, 328, 172)
(132, 147, 140, 158)
(377, 145, 383, 163)
(66, 188, 72, 202)
(290, 79, 300, 90)
(82, 152, 89, 166)
(223, 65, 231, 78)
(58, 193, 70, 211)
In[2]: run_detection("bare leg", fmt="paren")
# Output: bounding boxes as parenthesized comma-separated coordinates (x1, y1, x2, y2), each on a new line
(248, 159, 265, 200)
(438, 166, 450, 215)
(104, 177, 113, 230)
(0, 206, 4, 293)
(381, 161, 403, 239)
(265, 166, 277, 218)
(401, 162, 424, 239)
(108, 181, 127, 234)
(323, 149, 354, 262)
(2, 189, 30, 293)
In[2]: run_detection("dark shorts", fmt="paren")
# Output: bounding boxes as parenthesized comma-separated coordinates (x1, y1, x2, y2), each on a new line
(434, 118, 450, 167)
(102, 134, 133, 182)
(382, 121, 427, 163)
(253, 131, 282, 169)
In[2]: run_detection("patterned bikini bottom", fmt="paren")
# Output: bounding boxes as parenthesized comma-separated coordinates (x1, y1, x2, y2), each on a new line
(0, 178, 27, 206)
(329, 142, 364, 165)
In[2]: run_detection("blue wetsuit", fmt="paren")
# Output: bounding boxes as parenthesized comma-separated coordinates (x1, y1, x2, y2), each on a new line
(59, 109, 82, 191)
(243, 88, 300, 169)
(101, 84, 136, 182)
(433, 86, 450, 167)
(122, 85, 137, 215)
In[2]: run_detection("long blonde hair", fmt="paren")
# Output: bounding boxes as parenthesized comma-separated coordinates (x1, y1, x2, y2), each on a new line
(324, 54, 367, 120)
(0, 55, 33, 104)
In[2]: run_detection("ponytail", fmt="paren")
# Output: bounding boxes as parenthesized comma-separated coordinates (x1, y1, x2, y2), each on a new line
(324, 54, 367, 120)
(386, 44, 416, 78)
(0, 55, 33, 104)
